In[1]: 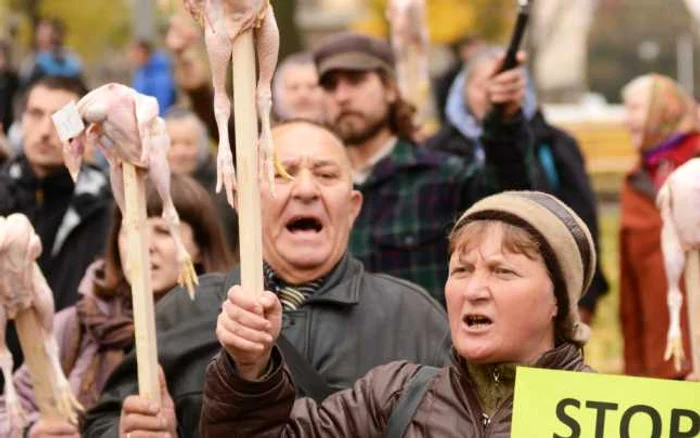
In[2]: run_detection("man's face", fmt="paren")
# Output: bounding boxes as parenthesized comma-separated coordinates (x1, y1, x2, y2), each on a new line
(278, 64, 324, 121)
(36, 21, 54, 51)
(22, 85, 80, 178)
(166, 117, 201, 175)
(464, 61, 496, 122)
(261, 122, 362, 283)
(321, 70, 396, 146)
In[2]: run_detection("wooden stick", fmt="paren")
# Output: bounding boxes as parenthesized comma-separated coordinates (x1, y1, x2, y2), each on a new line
(122, 162, 161, 405)
(685, 249, 700, 375)
(14, 310, 63, 420)
(232, 30, 265, 297)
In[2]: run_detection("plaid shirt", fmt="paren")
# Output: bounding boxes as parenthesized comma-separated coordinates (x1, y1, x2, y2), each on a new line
(349, 114, 533, 304)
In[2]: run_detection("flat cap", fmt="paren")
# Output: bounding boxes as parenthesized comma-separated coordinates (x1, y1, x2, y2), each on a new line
(313, 32, 396, 81)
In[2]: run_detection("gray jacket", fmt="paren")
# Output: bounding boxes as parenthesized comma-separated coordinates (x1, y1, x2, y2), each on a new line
(83, 253, 450, 437)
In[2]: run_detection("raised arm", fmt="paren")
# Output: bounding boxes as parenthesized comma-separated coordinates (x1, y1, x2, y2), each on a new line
(201, 347, 420, 438)
(200, 285, 422, 438)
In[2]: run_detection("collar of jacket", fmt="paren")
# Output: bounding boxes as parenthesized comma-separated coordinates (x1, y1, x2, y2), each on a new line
(452, 342, 587, 400)
(6, 154, 111, 256)
(360, 139, 449, 189)
(223, 253, 364, 307)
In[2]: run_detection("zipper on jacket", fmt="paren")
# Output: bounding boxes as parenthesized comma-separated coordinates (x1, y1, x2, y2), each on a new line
(480, 368, 501, 431)
(35, 188, 44, 205)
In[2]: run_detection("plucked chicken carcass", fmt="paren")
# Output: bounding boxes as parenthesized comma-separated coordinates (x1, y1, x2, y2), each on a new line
(0, 214, 82, 436)
(657, 157, 700, 372)
(56, 83, 198, 298)
(386, 0, 434, 128)
(184, 0, 289, 203)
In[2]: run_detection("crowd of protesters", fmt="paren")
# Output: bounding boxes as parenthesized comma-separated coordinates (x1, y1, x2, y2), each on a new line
(0, 11, 698, 438)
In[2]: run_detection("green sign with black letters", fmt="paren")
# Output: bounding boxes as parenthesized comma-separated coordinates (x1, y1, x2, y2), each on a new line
(511, 367, 700, 438)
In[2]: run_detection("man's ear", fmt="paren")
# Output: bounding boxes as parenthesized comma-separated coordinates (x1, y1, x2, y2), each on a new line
(348, 190, 363, 226)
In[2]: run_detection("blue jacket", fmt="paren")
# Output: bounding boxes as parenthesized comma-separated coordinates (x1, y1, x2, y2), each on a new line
(132, 51, 176, 115)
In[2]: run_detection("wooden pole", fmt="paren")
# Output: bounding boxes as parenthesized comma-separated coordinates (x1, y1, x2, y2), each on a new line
(685, 249, 700, 375)
(122, 162, 160, 405)
(232, 31, 265, 297)
(14, 310, 63, 420)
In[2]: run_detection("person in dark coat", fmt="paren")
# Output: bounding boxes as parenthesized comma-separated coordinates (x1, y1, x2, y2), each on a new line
(0, 41, 19, 136)
(425, 47, 608, 321)
(311, 33, 534, 305)
(199, 191, 596, 438)
(0, 76, 113, 373)
(82, 121, 450, 438)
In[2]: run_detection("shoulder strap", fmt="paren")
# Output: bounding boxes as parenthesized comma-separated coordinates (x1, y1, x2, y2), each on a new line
(383, 366, 440, 438)
(276, 334, 334, 403)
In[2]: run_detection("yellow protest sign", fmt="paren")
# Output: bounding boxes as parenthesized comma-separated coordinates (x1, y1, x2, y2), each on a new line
(511, 367, 700, 438)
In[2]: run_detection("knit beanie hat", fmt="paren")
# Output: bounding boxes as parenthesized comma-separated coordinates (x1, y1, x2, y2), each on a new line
(453, 191, 596, 345)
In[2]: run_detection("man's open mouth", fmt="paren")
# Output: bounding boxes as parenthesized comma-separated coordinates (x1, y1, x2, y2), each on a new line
(286, 216, 323, 233)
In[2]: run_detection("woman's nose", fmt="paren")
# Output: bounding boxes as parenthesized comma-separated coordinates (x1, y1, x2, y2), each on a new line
(463, 271, 490, 302)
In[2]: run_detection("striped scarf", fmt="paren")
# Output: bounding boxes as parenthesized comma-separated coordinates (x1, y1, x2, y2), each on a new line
(263, 264, 325, 311)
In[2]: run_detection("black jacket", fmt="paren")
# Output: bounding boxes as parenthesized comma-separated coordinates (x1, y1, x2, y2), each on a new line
(426, 111, 609, 311)
(192, 156, 239, 252)
(83, 254, 450, 438)
(0, 155, 112, 371)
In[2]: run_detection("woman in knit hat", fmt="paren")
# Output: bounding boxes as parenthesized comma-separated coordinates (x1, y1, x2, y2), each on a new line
(199, 191, 595, 438)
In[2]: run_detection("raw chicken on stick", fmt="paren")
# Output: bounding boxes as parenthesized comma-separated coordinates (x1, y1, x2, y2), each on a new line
(184, 0, 290, 298)
(0, 214, 82, 437)
(386, 0, 436, 131)
(52, 83, 200, 407)
(55, 84, 198, 298)
(657, 157, 700, 375)
(184, 0, 290, 206)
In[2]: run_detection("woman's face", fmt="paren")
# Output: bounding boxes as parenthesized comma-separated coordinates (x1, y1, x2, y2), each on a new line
(624, 89, 650, 151)
(166, 117, 202, 175)
(118, 217, 201, 299)
(445, 222, 557, 365)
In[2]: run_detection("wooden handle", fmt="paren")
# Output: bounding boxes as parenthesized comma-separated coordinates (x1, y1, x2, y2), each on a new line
(232, 30, 265, 297)
(15, 310, 64, 420)
(122, 162, 161, 404)
(685, 249, 700, 375)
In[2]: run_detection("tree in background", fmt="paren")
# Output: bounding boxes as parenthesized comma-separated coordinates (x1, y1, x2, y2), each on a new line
(6, 0, 130, 63)
(588, 0, 699, 102)
(352, 0, 514, 45)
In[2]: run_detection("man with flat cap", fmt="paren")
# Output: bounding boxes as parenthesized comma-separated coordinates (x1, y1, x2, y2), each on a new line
(313, 32, 534, 305)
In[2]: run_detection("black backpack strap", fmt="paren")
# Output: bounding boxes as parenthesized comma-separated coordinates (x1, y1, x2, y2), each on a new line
(383, 366, 440, 438)
(276, 334, 334, 403)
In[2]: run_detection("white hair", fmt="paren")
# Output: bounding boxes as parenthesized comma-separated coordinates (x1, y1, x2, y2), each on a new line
(164, 108, 211, 167)
(621, 75, 654, 103)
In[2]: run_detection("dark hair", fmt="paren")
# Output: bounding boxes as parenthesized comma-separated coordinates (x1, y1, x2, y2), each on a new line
(135, 40, 154, 55)
(377, 70, 417, 142)
(96, 174, 235, 299)
(25, 75, 88, 100)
